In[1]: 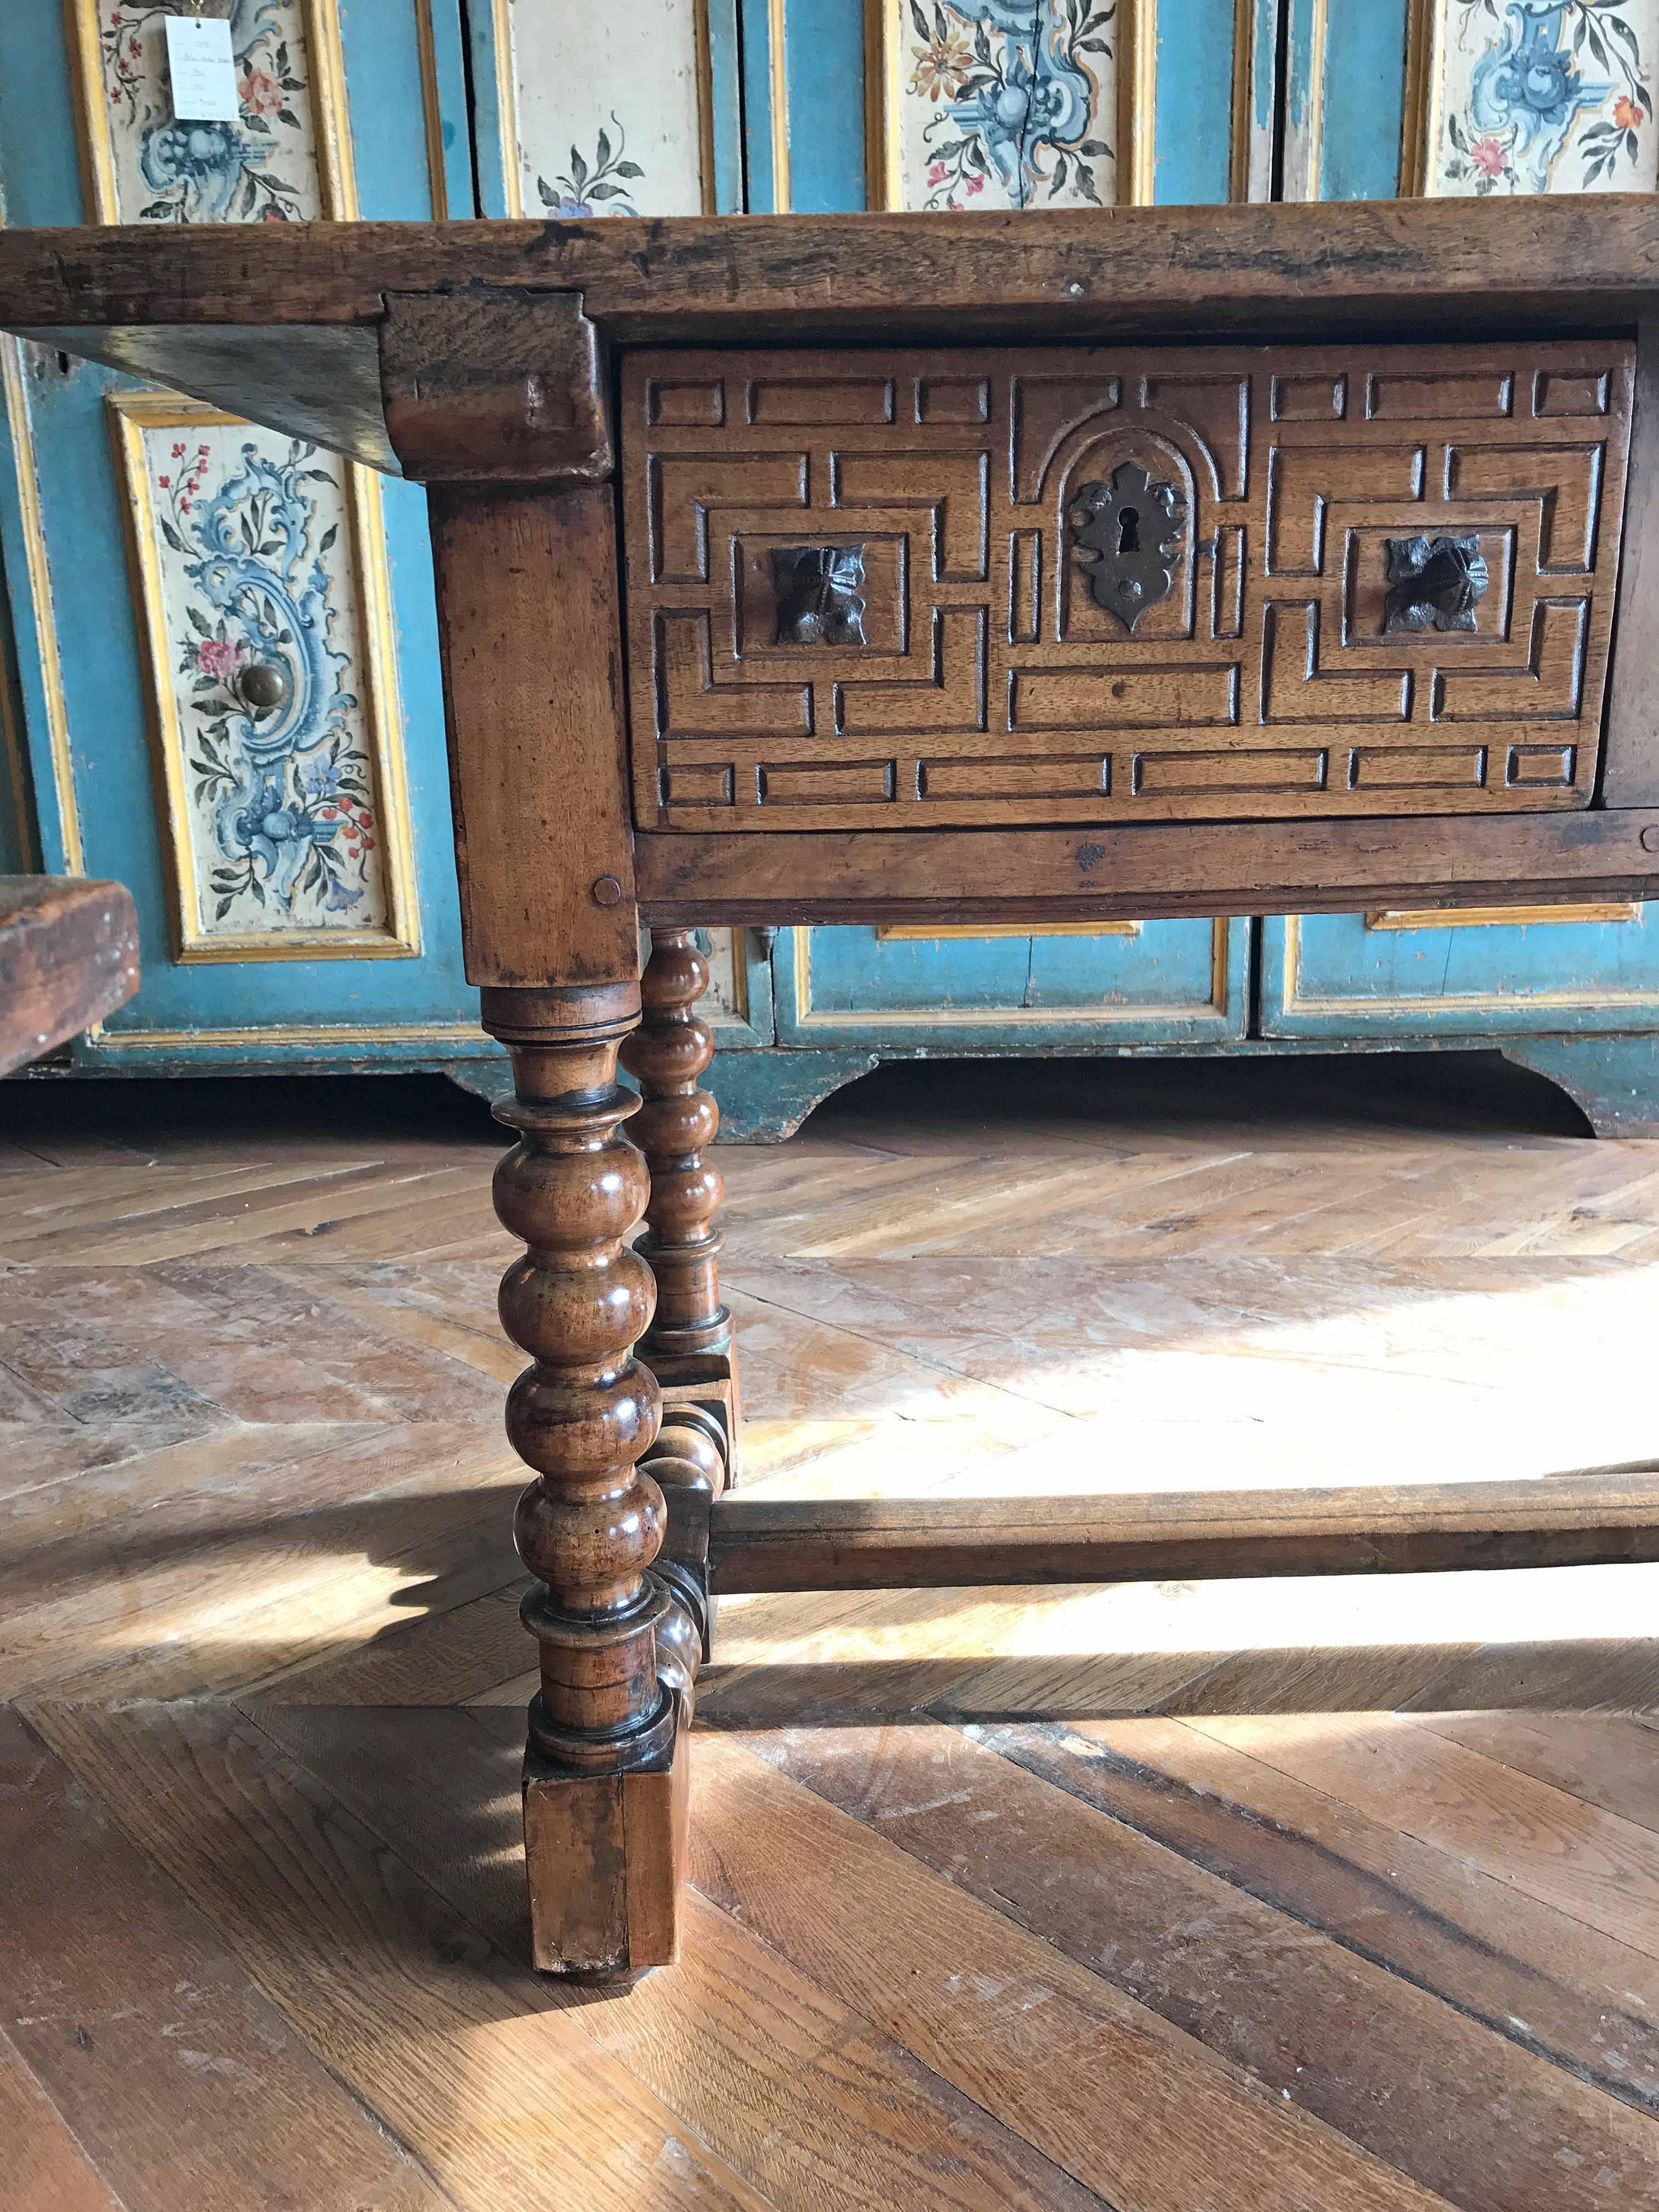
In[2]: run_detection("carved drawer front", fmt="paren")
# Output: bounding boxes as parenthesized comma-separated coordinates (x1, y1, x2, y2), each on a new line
(620, 342, 1634, 832)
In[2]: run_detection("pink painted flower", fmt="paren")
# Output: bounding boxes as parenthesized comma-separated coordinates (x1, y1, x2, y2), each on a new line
(194, 636, 244, 682)
(240, 67, 282, 117)
(1471, 135, 1507, 179)
(965, 172, 985, 195)
(927, 161, 947, 184)
(171, 442, 185, 457)
(157, 474, 170, 488)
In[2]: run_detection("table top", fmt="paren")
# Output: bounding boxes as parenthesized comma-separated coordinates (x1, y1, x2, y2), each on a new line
(3, 198, 1658, 477)
(10, 199, 1659, 928)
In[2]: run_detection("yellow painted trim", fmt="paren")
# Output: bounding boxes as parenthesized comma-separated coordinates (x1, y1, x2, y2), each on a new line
(1367, 901, 1643, 932)
(769, 0, 793, 211)
(693, 0, 720, 216)
(106, 391, 421, 965)
(66, 0, 360, 222)
(1, 339, 82, 874)
(413, 0, 451, 221)
(1279, 910, 1659, 1018)
(793, 919, 1233, 1026)
(1118, 0, 1159, 206)
(94, 1021, 489, 1049)
(491, 0, 522, 217)
(1301, 0, 1328, 204)
(1228, 0, 1256, 204)
(1400, 0, 1438, 198)
(877, 922, 1141, 941)
(865, 0, 891, 210)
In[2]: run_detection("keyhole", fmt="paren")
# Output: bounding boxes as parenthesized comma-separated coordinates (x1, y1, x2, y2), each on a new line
(1117, 506, 1141, 555)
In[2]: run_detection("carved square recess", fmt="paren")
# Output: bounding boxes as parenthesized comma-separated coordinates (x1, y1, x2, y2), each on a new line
(620, 343, 1634, 831)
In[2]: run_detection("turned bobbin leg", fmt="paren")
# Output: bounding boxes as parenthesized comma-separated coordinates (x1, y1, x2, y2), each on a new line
(485, 983, 703, 1976)
(622, 927, 742, 1494)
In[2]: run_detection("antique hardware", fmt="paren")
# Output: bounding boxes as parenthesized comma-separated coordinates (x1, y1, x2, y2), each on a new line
(1383, 533, 1489, 633)
(770, 543, 867, 645)
(233, 659, 293, 715)
(1068, 461, 1188, 633)
(628, 343, 1632, 834)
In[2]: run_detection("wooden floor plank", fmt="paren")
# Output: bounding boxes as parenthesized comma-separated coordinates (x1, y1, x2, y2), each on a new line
(0, 2032, 125, 2212)
(241, 1702, 1127, 2212)
(1188, 1713, 1659, 1963)
(28, 1700, 775, 2212)
(1425, 1711, 1659, 1832)
(10, 1063, 1659, 2207)
(0, 1707, 447, 2212)
(682, 1728, 1459, 2212)
(1008, 1714, 1659, 2117)
(742, 1716, 1659, 2210)
(265, 1583, 530, 1706)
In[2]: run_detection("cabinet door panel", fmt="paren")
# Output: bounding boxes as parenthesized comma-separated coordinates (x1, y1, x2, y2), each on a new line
(469, 0, 743, 218)
(747, 0, 1276, 213)
(1286, 0, 1659, 205)
(750, 0, 1272, 1057)
(777, 919, 1251, 1050)
(1260, 907, 1659, 1037)
(1277, 0, 1659, 1067)
(462, 1, 760, 1052)
(0, 0, 482, 1065)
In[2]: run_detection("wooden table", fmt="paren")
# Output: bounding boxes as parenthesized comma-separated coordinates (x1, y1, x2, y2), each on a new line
(0, 876, 138, 1077)
(10, 199, 1659, 1976)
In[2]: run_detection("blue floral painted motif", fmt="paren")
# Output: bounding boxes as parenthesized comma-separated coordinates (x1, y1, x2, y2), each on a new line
(162, 436, 379, 927)
(907, 0, 1113, 209)
(535, 115, 644, 217)
(1443, 0, 1651, 192)
(100, 0, 309, 222)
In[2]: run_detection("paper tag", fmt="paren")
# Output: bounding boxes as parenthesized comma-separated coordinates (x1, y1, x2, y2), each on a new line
(163, 14, 240, 123)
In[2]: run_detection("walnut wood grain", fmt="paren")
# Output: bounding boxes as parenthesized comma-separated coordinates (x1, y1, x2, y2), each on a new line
(428, 487, 637, 989)
(0, 876, 139, 1076)
(1604, 314, 1659, 806)
(5, 195, 1659, 350)
(634, 810, 1659, 928)
(484, 980, 699, 1973)
(706, 1476, 1659, 1592)
(382, 290, 611, 484)
(624, 341, 1633, 834)
(620, 930, 741, 1496)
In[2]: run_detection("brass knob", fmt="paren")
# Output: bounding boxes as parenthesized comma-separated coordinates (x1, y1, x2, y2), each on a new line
(235, 659, 291, 714)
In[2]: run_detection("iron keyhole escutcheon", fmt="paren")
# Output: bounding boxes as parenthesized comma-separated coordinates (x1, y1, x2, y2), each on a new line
(1068, 462, 1188, 634)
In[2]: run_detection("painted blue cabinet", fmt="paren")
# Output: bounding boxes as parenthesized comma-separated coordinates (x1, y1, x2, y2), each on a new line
(1273, 0, 1659, 1133)
(7, 0, 1658, 1137)
(715, 0, 1284, 1133)
(0, 1, 501, 1074)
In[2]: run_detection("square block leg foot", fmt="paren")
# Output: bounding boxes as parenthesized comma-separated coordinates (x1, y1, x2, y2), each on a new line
(522, 1703, 690, 1976)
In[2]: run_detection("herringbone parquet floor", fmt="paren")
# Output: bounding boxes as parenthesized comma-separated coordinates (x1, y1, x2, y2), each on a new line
(6, 1053, 1659, 2210)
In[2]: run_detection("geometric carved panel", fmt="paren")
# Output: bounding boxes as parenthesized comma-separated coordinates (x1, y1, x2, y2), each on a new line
(622, 343, 1633, 831)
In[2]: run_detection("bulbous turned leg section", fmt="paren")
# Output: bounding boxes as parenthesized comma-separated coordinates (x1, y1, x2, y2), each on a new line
(484, 982, 706, 1978)
(622, 928, 742, 1491)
